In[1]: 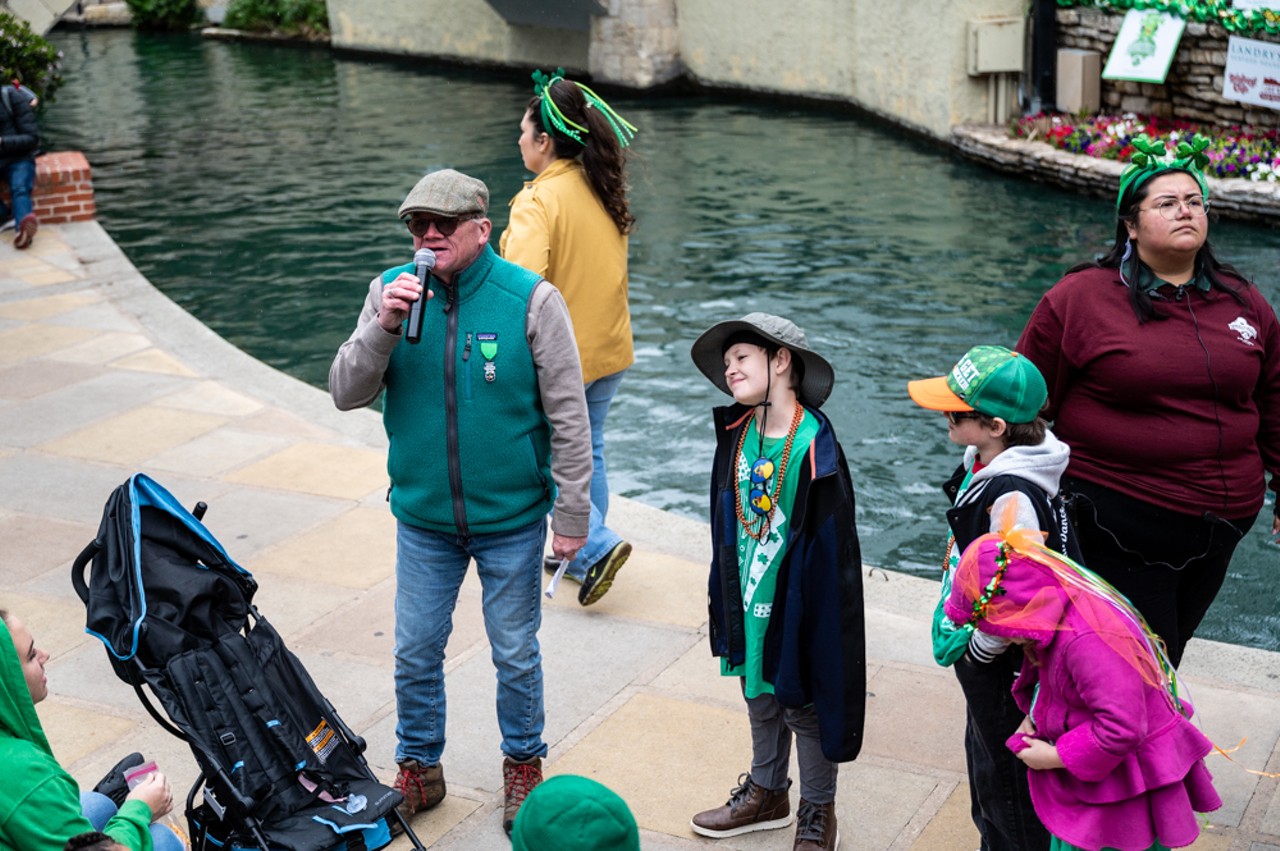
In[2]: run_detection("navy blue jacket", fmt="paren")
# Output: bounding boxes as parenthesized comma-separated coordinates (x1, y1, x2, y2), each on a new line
(707, 403, 866, 763)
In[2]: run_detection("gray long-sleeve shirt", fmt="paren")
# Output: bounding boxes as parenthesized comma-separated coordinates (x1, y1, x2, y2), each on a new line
(329, 270, 592, 538)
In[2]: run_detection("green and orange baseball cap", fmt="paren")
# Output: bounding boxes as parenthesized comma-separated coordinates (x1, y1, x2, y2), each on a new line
(908, 345, 1047, 424)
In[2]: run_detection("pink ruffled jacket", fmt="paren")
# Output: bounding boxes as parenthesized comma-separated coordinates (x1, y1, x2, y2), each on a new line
(1006, 629, 1221, 851)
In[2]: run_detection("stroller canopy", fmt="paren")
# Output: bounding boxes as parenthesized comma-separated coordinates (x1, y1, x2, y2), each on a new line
(76, 473, 257, 667)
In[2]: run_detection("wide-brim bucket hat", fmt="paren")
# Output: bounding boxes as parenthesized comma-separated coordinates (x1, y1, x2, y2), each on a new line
(691, 312, 835, 408)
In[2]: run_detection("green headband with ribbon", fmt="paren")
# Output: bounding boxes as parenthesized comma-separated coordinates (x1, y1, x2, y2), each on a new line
(1116, 134, 1211, 214)
(531, 67, 638, 149)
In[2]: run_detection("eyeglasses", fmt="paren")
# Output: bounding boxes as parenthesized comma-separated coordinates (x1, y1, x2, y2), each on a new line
(403, 215, 478, 238)
(1140, 196, 1210, 221)
(944, 411, 983, 425)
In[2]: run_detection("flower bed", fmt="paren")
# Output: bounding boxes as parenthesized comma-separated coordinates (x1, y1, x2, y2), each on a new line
(1011, 113, 1280, 183)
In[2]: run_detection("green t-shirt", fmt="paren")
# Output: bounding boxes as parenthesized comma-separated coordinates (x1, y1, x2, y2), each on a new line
(721, 410, 820, 697)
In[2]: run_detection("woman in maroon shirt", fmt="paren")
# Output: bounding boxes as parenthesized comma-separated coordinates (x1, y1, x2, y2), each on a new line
(1016, 136, 1280, 667)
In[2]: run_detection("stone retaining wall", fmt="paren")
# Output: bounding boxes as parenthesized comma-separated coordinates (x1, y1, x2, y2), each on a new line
(953, 125, 1280, 223)
(1057, 6, 1280, 128)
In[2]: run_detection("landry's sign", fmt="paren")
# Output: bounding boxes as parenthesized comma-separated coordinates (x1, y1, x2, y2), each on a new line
(1223, 35, 1280, 109)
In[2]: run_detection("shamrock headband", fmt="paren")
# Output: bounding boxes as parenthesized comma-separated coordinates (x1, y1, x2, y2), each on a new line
(531, 67, 637, 149)
(1116, 134, 1211, 215)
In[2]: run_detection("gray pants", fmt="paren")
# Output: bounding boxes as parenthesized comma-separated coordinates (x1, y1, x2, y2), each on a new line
(744, 685, 837, 805)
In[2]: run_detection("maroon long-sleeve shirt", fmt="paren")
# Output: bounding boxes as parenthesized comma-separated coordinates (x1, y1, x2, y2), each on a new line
(1017, 265, 1280, 520)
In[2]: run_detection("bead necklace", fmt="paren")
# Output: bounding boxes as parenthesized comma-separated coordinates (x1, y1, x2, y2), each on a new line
(734, 403, 805, 541)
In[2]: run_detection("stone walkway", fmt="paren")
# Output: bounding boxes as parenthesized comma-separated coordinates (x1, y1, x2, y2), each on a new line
(3, 222, 1280, 849)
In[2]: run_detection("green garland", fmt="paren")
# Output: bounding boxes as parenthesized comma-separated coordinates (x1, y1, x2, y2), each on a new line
(1058, 0, 1280, 36)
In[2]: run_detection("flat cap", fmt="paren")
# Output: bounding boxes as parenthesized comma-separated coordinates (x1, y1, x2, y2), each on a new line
(398, 168, 489, 219)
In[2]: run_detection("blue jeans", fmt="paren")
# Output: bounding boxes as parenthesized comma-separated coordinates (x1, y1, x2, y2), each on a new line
(565, 370, 626, 581)
(81, 790, 185, 851)
(394, 518, 548, 765)
(0, 158, 35, 225)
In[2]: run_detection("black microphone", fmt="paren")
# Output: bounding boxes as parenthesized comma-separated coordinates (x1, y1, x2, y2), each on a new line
(406, 248, 436, 345)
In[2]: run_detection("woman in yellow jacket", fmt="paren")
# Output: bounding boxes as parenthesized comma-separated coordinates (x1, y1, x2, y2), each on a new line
(501, 68, 637, 606)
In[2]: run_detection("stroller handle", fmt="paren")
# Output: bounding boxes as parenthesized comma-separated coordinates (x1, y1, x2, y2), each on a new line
(71, 539, 101, 605)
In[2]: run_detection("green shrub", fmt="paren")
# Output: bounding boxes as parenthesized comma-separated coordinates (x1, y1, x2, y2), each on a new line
(224, 0, 329, 36)
(123, 0, 204, 31)
(0, 11, 63, 103)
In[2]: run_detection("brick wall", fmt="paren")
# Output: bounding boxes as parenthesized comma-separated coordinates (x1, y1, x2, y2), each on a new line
(29, 152, 96, 223)
(1058, 7, 1280, 128)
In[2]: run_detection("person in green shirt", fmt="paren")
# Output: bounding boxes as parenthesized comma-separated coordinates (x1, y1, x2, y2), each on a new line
(689, 313, 865, 851)
(0, 609, 183, 851)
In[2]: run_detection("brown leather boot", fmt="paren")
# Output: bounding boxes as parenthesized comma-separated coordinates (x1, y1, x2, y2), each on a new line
(393, 759, 445, 817)
(502, 756, 543, 836)
(793, 798, 839, 850)
(690, 773, 793, 838)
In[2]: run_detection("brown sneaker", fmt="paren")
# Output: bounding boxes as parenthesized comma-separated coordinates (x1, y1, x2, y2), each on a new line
(793, 798, 839, 850)
(578, 541, 631, 606)
(13, 214, 37, 250)
(690, 774, 792, 838)
(393, 759, 445, 817)
(502, 756, 543, 836)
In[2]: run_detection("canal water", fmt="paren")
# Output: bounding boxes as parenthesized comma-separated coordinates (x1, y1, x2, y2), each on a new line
(40, 29, 1280, 650)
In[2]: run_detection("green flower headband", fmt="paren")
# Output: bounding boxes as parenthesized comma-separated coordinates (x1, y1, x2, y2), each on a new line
(1116, 134, 1211, 214)
(531, 67, 637, 149)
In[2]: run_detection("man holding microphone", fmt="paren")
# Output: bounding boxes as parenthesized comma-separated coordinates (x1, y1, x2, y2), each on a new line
(329, 168, 591, 836)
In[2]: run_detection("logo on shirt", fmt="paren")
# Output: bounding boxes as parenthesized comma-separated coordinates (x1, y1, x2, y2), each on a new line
(753, 603, 772, 619)
(1228, 316, 1258, 347)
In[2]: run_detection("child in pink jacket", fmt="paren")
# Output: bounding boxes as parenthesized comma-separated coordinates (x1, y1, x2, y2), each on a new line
(945, 527, 1222, 851)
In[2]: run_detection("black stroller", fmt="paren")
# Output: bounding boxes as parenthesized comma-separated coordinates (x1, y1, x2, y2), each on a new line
(71, 473, 425, 851)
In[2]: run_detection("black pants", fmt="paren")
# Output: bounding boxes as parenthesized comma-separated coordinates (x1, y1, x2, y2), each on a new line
(954, 648, 1049, 851)
(1064, 477, 1256, 668)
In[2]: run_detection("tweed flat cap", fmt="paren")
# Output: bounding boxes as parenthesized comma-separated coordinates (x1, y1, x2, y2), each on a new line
(398, 169, 489, 219)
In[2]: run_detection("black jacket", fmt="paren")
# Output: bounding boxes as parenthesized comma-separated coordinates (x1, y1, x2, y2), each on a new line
(707, 403, 866, 762)
(943, 463, 1081, 561)
(0, 86, 39, 171)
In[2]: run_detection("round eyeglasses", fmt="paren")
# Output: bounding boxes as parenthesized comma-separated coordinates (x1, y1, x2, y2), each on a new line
(1141, 196, 1210, 221)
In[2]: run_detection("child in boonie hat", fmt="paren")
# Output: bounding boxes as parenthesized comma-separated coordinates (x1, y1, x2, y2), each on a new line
(906, 344, 1078, 851)
(510, 775, 638, 851)
(686, 312, 864, 849)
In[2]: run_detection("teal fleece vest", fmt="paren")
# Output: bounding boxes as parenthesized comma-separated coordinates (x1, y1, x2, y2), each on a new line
(381, 245, 552, 535)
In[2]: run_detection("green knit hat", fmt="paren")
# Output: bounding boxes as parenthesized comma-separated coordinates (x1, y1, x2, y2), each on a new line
(1116, 134, 1210, 215)
(511, 775, 639, 851)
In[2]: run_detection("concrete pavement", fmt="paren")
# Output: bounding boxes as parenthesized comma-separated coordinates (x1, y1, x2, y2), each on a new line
(2, 222, 1280, 849)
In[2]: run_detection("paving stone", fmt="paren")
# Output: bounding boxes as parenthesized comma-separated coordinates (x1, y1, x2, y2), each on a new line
(38, 404, 227, 466)
(38, 698, 136, 768)
(47, 331, 151, 364)
(0, 358, 104, 400)
(909, 781, 979, 851)
(146, 428, 292, 478)
(172, 484, 351, 561)
(1189, 679, 1280, 828)
(0, 511, 97, 584)
(113, 348, 199, 376)
(0, 369, 193, 447)
(0, 323, 97, 366)
(225, 442, 388, 500)
(250, 506, 397, 589)
(0, 291, 101, 321)
(542, 548, 708, 630)
(863, 664, 968, 775)
(153, 380, 263, 416)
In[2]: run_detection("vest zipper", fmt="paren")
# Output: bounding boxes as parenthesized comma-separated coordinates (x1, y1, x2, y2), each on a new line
(463, 332, 473, 399)
(442, 281, 469, 535)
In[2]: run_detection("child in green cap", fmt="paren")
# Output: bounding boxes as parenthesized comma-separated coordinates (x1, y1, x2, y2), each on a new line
(688, 312, 865, 851)
(908, 344, 1080, 851)
(510, 775, 638, 851)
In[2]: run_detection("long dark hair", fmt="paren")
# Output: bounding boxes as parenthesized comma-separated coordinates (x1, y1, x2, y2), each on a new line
(1070, 170, 1249, 323)
(527, 80, 635, 234)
